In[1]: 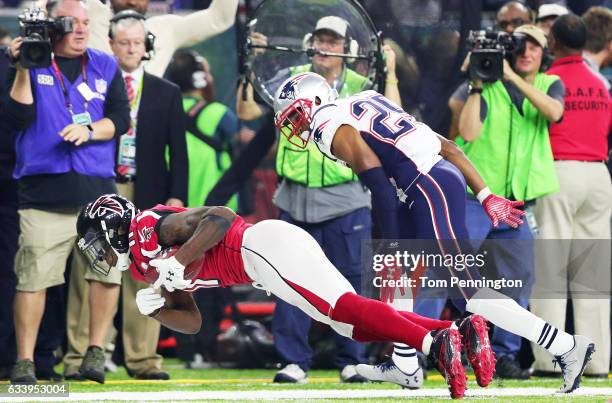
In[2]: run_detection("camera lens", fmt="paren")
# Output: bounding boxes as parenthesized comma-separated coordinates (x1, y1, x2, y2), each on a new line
(480, 58, 493, 71)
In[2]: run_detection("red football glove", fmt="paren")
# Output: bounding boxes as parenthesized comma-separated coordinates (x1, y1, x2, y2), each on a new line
(378, 265, 405, 304)
(478, 187, 525, 228)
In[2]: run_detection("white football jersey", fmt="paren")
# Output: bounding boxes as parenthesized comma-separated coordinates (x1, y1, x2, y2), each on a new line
(310, 91, 442, 175)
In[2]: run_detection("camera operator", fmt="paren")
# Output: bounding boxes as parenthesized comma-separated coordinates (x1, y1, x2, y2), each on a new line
(451, 25, 564, 379)
(4, 0, 129, 384)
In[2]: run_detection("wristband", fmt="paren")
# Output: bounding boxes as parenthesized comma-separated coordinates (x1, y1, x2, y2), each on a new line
(86, 124, 94, 141)
(386, 78, 399, 85)
(476, 187, 492, 204)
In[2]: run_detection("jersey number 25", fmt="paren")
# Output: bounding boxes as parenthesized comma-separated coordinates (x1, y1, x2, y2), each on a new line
(350, 94, 416, 142)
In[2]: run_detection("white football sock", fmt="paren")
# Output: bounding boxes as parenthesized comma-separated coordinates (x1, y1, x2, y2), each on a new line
(466, 288, 574, 356)
(390, 276, 419, 370)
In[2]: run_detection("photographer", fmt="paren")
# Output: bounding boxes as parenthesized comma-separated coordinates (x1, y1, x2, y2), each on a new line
(4, 0, 129, 384)
(452, 25, 563, 379)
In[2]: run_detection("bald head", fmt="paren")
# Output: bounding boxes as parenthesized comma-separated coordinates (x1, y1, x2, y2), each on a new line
(497, 1, 532, 33)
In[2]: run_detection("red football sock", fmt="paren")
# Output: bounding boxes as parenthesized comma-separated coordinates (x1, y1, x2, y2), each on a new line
(330, 293, 429, 349)
(398, 311, 453, 330)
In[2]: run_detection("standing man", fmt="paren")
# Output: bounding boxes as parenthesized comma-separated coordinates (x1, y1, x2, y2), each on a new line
(449, 25, 565, 379)
(68, 11, 186, 381)
(64, 0, 235, 377)
(271, 17, 373, 384)
(531, 14, 611, 378)
(5, 0, 130, 383)
(166, 50, 238, 210)
(448, 1, 532, 139)
(86, 0, 239, 76)
(581, 6, 612, 90)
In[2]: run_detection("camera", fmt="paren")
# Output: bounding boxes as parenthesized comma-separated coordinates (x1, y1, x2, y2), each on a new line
(18, 6, 73, 69)
(467, 30, 525, 82)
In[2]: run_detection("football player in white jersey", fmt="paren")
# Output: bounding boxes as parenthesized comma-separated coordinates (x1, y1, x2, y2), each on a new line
(273, 72, 595, 394)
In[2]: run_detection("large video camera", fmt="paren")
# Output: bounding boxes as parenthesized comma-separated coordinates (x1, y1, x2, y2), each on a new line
(18, 6, 73, 69)
(467, 30, 525, 82)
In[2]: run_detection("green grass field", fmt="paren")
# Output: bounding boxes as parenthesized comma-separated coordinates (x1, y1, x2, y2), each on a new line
(4, 359, 609, 402)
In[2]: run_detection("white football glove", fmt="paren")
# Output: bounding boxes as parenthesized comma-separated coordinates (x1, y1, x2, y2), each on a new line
(149, 255, 191, 292)
(135, 287, 165, 316)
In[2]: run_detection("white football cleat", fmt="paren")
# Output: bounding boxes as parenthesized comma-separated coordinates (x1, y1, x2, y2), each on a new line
(554, 335, 595, 393)
(273, 364, 307, 384)
(356, 358, 423, 389)
(340, 365, 367, 383)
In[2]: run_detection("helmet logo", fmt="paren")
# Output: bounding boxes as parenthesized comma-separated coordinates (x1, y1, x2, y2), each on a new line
(88, 195, 126, 219)
(278, 73, 308, 100)
(77, 237, 87, 250)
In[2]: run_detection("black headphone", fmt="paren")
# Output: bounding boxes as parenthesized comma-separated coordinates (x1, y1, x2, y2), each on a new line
(166, 50, 208, 92)
(108, 10, 155, 56)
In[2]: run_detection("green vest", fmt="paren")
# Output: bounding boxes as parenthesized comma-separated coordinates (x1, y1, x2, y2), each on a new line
(182, 97, 237, 209)
(274, 64, 368, 187)
(458, 74, 560, 201)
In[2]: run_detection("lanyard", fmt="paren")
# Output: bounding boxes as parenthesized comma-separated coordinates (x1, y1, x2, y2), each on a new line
(130, 76, 144, 112)
(50, 54, 88, 114)
(128, 76, 144, 132)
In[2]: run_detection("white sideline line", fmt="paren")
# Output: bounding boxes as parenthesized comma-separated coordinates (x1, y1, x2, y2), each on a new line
(3, 387, 612, 401)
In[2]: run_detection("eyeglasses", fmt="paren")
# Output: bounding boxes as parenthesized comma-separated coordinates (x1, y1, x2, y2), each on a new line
(313, 37, 345, 47)
(497, 18, 529, 30)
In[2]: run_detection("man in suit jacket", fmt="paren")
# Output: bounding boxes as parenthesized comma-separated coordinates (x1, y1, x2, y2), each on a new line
(63, 12, 188, 381)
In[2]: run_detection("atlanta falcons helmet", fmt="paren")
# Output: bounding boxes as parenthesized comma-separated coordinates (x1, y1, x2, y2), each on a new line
(76, 194, 138, 275)
(273, 72, 338, 148)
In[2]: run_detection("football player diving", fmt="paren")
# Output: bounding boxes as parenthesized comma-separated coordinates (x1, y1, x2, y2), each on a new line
(76, 193, 497, 398)
(271, 72, 594, 394)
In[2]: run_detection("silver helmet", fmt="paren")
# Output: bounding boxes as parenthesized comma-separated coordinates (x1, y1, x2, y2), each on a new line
(273, 72, 337, 148)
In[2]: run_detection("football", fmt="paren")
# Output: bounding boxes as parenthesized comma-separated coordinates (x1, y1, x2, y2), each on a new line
(143, 246, 205, 285)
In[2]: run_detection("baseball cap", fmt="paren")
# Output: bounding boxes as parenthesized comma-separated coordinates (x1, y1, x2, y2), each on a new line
(537, 3, 569, 20)
(514, 24, 548, 48)
(314, 16, 348, 38)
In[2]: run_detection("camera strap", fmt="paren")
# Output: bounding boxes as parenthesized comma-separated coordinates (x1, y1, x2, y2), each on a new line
(50, 54, 88, 114)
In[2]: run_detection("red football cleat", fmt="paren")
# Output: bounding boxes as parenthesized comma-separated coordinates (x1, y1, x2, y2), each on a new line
(429, 328, 467, 399)
(458, 315, 496, 387)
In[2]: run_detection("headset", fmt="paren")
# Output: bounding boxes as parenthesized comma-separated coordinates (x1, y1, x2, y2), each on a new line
(108, 9, 156, 57)
(302, 19, 359, 58)
(166, 50, 208, 92)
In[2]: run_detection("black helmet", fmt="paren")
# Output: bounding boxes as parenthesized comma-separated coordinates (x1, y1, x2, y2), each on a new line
(76, 194, 138, 275)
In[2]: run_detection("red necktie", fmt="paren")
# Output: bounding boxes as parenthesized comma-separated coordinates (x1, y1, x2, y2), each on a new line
(124, 75, 134, 105)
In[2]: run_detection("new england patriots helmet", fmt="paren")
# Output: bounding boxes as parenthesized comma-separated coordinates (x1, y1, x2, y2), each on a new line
(273, 72, 338, 148)
(76, 194, 138, 275)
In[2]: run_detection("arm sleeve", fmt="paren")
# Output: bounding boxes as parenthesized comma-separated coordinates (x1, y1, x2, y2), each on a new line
(205, 112, 276, 206)
(4, 67, 35, 131)
(358, 167, 400, 239)
(451, 81, 469, 102)
(218, 109, 239, 146)
(546, 79, 565, 103)
(167, 86, 189, 204)
(152, 0, 239, 49)
(103, 68, 130, 135)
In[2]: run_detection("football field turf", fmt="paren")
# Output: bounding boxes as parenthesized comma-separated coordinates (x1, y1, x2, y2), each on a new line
(2, 360, 611, 402)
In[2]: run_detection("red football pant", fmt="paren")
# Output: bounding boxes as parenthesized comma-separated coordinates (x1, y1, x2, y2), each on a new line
(330, 292, 452, 349)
